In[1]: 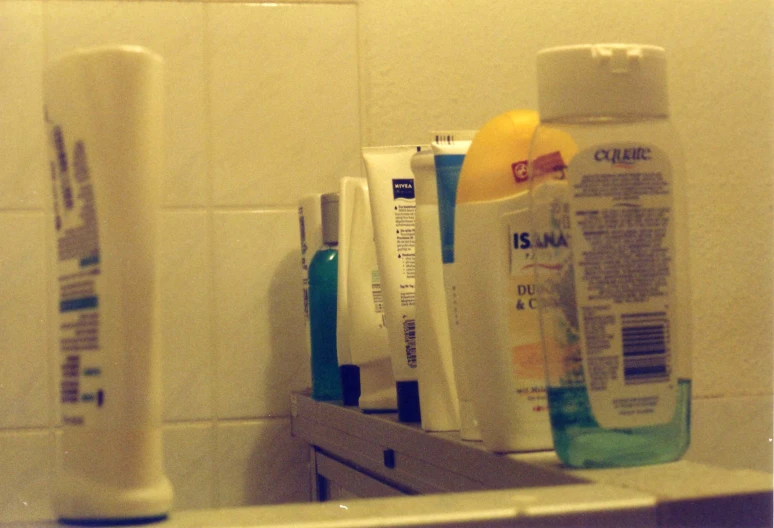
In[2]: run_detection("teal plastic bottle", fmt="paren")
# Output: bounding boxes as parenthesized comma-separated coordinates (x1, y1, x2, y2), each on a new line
(309, 193, 343, 401)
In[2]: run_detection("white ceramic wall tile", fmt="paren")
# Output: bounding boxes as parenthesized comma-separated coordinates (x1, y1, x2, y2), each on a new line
(0, 431, 55, 523)
(163, 423, 217, 511)
(216, 420, 310, 508)
(44, 1, 208, 207)
(213, 211, 309, 419)
(208, 3, 361, 206)
(0, 213, 50, 429)
(0, 1, 47, 209)
(356, 0, 678, 145)
(159, 211, 214, 421)
(686, 394, 774, 474)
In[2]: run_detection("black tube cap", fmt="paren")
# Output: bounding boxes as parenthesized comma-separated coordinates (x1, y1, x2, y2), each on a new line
(339, 364, 361, 407)
(396, 380, 421, 423)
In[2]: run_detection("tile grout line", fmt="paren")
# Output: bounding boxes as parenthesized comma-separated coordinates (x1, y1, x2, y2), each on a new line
(201, 3, 223, 509)
(163, 415, 292, 428)
(40, 0, 64, 465)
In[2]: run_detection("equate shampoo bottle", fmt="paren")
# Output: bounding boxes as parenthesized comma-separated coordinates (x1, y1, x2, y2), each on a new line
(530, 44, 692, 468)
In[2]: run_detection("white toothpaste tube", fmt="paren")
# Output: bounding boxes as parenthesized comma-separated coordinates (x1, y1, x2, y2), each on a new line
(362, 145, 422, 422)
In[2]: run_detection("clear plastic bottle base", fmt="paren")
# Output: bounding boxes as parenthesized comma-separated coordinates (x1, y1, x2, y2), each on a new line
(547, 379, 691, 468)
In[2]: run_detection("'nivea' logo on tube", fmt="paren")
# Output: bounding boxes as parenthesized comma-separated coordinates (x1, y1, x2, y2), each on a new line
(392, 179, 415, 200)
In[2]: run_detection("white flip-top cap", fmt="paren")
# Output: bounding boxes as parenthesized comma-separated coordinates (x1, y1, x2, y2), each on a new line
(536, 44, 669, 121)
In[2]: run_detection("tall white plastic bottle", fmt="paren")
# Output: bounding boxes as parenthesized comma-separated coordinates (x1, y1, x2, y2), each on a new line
(346, 179, 398, 411)
(43, 46, 173, 524)
(336, 177, 363, 405)
(530, 44, 692, 468)
(298, 193, 323, 362)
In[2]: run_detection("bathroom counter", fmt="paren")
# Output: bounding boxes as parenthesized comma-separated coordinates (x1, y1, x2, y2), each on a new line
(0, 485, 665, 528)
(6, 472, 771, 528)
(8, 393, 770, 527)
(290, 391, 773, 527)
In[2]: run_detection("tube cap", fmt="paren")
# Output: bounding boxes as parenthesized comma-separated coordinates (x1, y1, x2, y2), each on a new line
(537, 44, 669, 121)
(410, 147, 437, 206)
(396, 380, 421, 423)
(339, 364, 361, 407)
(320, 192, 339, 245)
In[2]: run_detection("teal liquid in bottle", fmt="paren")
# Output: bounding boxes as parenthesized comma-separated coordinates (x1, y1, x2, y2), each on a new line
(547, 380, 691, 468)
(309, 193, 343, 401)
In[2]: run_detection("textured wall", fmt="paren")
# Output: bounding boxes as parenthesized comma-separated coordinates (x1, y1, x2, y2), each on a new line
(0, 0, 771, 523)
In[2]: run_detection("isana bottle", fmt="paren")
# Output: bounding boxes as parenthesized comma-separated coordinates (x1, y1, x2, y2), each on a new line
(309, 192, 343, 401)
(453, 110, 563, 453)
(529, 44, 692, 468)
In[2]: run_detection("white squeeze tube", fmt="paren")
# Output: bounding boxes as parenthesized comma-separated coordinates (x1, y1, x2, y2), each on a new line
(346, 179, 398, 411)
(43, 46, 173, 524)
(431, 131, 481, 440)
(362, 146, 421, 423)
(298, 193, 323, 361)
(411, 148, 460, 432)
(336, 177, 363, 405)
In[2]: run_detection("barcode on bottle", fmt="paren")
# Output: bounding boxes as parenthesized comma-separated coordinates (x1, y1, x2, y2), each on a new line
(61, 355, 80, 403)
(403, 318, 416, 368)
(61, 380, 79, 403)
(371, 270, 384, 313)
(621, 312, 670, 385)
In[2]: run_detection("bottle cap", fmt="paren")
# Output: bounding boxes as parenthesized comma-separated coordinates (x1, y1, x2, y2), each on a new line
(396, 380, 421, 423)
(320, 192, 339, 245)
(536, 44, 669, 121)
